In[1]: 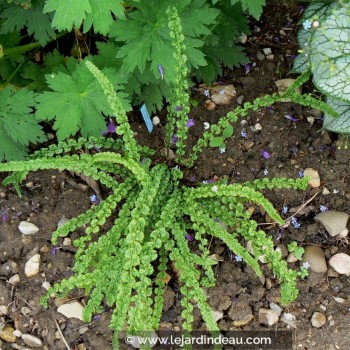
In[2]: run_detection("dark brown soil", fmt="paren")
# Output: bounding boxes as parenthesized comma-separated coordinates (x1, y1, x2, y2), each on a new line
(1, 1, 350, 349)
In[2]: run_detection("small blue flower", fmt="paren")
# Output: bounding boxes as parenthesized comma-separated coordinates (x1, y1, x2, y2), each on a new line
(263, 168, 268, 176)
(219, 89, 225, 95)
(241, 131, 247, 138)
(204, 89, 210, 97)
(261, 150, 271, 159)
(235, 255, 243, 262)
(319, 205, 328, 212)
(303, 20, 312, 30)
(298, 170, 304, 178)
(282, 206, 289, 214)
(291, 217, 301, 229)
(90, 195, 100, 205)
(220, 147, 226, 154)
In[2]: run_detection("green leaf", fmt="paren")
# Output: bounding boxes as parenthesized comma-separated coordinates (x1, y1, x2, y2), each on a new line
(35, 61, 131, 140)
(44, 0, 91, 31)
(83, 0, 125, 35)
(0, 1, 55, 46)
(0, 86, 46, 160)
(223, 125, 233, 138)
(209, 137, 224, 147)
(231, 0, 265, 20)
(310, 5, 350, 101)
(323, 96, 350, 134)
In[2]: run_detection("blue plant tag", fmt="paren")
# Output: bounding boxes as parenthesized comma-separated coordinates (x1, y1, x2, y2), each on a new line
(140, 103, 153, 133)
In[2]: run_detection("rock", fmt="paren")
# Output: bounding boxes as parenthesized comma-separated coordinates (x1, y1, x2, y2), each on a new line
(322, 187, 330, 195)
(314, 211, 349, 237)
(258, 308, 279, 326)
(152, 116, 160, 126)
(63, 238, 71, 246)
(210, 85, 236, 105)
(329, 253, 350, 275)
(212, 309, 224, 322)
(304, 168, 321, 188)
(57, 301, 84, 321)
(161, 148, 176, 161)
(302, 246, 327, 273)
(57, 216, 69, 228)
(205, 99, 216, 110)
(79, 326, 89, 335)
(338, 228, 349, 237)
(236, 95, 245, 105)
(42, 281, 51, 290)
(266, 54, 274, 61)
(275, 79, 302, 102)
(25, 254, 40, 277)
(270, 303, 283, 316)
(0, 326, 16, 343)
(311, 312, 326, 328)
(1, 261, 18, 276)
(257, 51, 265, 60)
(228, 302, 254, 327)
(18, 221, 39, 235)
(22, 334, 43, 348)
(0, 305, 8, 315)
(287, 253, 298, 263)
(254, 123, 262, 131)
(239, 33, 248, 44)
(12, 330, 22, 337)
(280, 313, 297, 328)
(263, 48, 272, 55)
(8, 274, 20, 284)
(127, 330, 158, 349)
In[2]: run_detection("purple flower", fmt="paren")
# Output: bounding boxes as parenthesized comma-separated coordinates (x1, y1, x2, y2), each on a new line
(1, 210, 8, 222)
(51, 246, 60, 256)
(282, 206, 289, 214)
(175, 106, 184, 111)
(319, 205, 328, 212)
(266, 106, 274, 111)
(102, 118, 116, 136)
(185, 234, 194, 242)
(244, 64, 251, 74)
(189, 175, 196, 182)
(291, 217, 301, 229)
(93, 315, 101, 322)
(158, 64, 164, 80)
(90, 195, 100, 205)
(284, 115, 298, 122)
(187, 119, 195, 128)
(171, 134, 178, 144)
(261, 150, 271, 159)
(298, 170, 304, 178)
(241, 131, 247, 138)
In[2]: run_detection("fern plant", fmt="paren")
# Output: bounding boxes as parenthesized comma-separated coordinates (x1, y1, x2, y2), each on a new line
(293, 0, 350, 134)
(0, 5, 331, 350)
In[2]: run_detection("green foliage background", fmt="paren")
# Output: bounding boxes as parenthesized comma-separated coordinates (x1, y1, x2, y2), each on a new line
(0, 0, 265, 161)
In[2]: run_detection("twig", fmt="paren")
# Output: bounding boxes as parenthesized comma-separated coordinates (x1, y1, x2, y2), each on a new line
(54, 318, 71, 350)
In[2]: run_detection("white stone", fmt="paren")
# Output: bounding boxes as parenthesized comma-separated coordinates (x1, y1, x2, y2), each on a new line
(304, 168, 321, 188)
(287, 253, 298, 263)
(239, 33, 248, 44)
(57, 216, 69, 228)
(212, 310, 224, 322)
(329, 253, 350, 275)
(25, 254, 40, 277)
(152, 116, 160, 126)
(42, 281, 51, 290)
(311, 312, 326, 328)
(254, 123, 262, 131)
(8, 274, 20, 284)
(0, 305, 8, 315)
(63, 238, 71, 246)
(210, 85, 236, 105)
(338, 228, 349, 237)
(18, 221, 39, 235)
(314, 210, 349, 237)
(22, 334, 43, 348)
(57, 301, 84, 321)
(12, 330, 22, 337)
(280, 313, 297, 328)
(258, 308, 279, 326)
(322, 187, 330, 195)
(263, 48, 272, 55)
(270, 303, 283, 316)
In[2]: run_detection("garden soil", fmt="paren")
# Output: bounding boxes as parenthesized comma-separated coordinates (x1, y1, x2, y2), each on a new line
(1, 1, 350, 349)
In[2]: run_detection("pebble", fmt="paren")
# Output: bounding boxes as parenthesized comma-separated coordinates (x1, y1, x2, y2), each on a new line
(12, 330, 22, 337)
(314, 211, 349, 237)
(79, 326, 89, 335)
(270, 303, 283, 316)
(302, 246, 327, 273)
(205, 99, 216, 110)
(266, 54, 274, 61)
(263, 48, 272, 55)
(42, 281, 51, 290)
(279, 29, 286, 36)
(22, 334, 43, 348)
(57, 216, 69, 228)
(311, 312, 326, 328)
(275, 79, 302, 101)
(280, 312, 297, 328)
(329, 253, 350, 275)
(25, 254, 41, 277)
(304, 168, 321, 188)
(8, 274, 20, 284)
(63, 238, 71, 246)
(152, 116, 160, 126)
(228, 303, 254, 327)
(0, 326, 16, 343)
(239, 33, 248, 44)
(258, 308, 279, 326)
(0, 305, 8, 315)
(18, 221, 39, 235)
(236, 95, 245, 105)
(287, 253, 298, 263)
(212, 310, 224, 322)
(57, 301, 84, 321)
(210, 85, 236, 105)
(257, 51, 265, 60)
(254, 123, 262, 131)
(322, 187, 330, 195)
